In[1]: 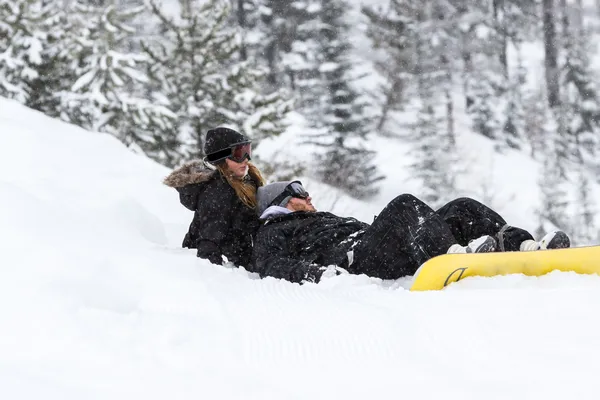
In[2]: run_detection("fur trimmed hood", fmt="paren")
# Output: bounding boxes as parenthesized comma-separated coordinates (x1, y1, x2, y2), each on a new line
(163, 160, 217, 188)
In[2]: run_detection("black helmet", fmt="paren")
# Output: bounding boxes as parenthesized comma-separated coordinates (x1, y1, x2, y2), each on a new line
(204, 127, 251, 164)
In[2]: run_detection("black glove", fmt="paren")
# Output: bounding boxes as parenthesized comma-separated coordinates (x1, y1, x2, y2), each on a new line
(196, 241, 223, 265)
(196, 250, 223, 265)
(206, 253, 224, 265)
(306, 265, 346, 284)
(182, 232, 195, 249)
(303, 264, 323, 283)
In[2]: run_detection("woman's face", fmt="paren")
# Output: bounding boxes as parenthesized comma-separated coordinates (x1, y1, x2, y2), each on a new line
(225, 157, 249, 178)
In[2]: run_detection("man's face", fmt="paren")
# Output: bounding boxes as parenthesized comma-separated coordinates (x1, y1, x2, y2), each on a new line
(286, 196, 316, 212)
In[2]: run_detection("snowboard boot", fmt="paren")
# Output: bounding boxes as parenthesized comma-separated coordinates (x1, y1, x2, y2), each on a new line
(520, 230, 571, 251)
(447, 235, 497, 254)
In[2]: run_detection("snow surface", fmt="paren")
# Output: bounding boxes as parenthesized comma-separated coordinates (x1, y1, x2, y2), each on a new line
(3, 98, 600, 399)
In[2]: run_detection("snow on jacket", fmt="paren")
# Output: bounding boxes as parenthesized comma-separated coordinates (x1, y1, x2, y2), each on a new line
(163, 160, 260, 268)
(252, 211, 369, 283)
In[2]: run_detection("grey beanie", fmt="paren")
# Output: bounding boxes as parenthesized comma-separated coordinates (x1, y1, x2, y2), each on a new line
(256, 181, 299, 216)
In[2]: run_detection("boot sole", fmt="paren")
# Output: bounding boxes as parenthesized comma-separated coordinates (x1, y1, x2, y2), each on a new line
(544, 231, 570, 250)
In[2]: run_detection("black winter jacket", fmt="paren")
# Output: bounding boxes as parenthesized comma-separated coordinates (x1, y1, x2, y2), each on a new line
(252, 211, 368, 283)
(164, 161, 260, 268)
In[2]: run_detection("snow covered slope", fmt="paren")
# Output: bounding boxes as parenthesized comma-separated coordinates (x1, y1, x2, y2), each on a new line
(2, 97, 600, 400)
(258, 107, 553, 234)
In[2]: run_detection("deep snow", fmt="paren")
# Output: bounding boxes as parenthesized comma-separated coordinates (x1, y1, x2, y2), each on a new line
(2, 97, 600, 399)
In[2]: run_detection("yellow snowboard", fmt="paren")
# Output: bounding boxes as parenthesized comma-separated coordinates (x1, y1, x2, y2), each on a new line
(410, 246, 600, 291)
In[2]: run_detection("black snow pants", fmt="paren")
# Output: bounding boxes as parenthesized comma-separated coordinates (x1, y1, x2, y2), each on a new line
(346, 194, 534, 280)
(436, 197, 533, 251)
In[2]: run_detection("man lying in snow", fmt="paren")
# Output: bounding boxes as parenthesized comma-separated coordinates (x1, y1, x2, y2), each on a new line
(252, 181, 570, 284)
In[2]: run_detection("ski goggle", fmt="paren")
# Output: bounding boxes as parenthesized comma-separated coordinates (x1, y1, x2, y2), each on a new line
(229, 143, 252, 163)
(286, 182, 309, 199)
(270, 181, 310, 207)
(205, 142, 252, 164)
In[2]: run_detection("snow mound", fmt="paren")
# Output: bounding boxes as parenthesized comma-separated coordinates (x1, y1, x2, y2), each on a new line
(2, 97, 600, 399)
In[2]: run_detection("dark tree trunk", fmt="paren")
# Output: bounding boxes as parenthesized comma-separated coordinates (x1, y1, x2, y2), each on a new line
(574, 0, 583, 33)
(543, 0, 560, 108)
(559, 0, 569, 35)
(493, 0, 508, 78)
(237, 0, 248, 60)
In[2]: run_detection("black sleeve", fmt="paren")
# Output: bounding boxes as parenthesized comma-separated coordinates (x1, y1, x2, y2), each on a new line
(194, 182, 234, 265)
(253, 225, 322, 284)
(343, 216, 370, 230)
(177, 184, 205, 211)
(323, 212, 369, 230)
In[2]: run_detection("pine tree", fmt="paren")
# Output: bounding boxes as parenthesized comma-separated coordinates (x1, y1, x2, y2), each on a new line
(231, 0, 257, 61)
(492, 0, 538, 76)
(308, 0, 383, 199)
(362, 0, 467, 139)
(573, 169, 595, 246)
(362, 0, 413, 134)
(237, 0, 321, 112)
(538, 153, 570, 234)
(411, 98, 457, 207)
(542, 0, 560, 108)
(453, 0, 534, 150)
(280, 1, 322, 109)
(465, 55, 503, 142)
(537, 109, 571, 235)
(561, 29, 600, 167)
(255, 0, 318, 90)
(58, 0, 175, 163)
(409, 7, 459, 207)
(523, 88, 550, 160)
(426, 0, 461, 148)
(502, 49, 527, 151)
(26, 0, 79, 118)
(142, 0, 291, 165)
(0, 0, 59, 103)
